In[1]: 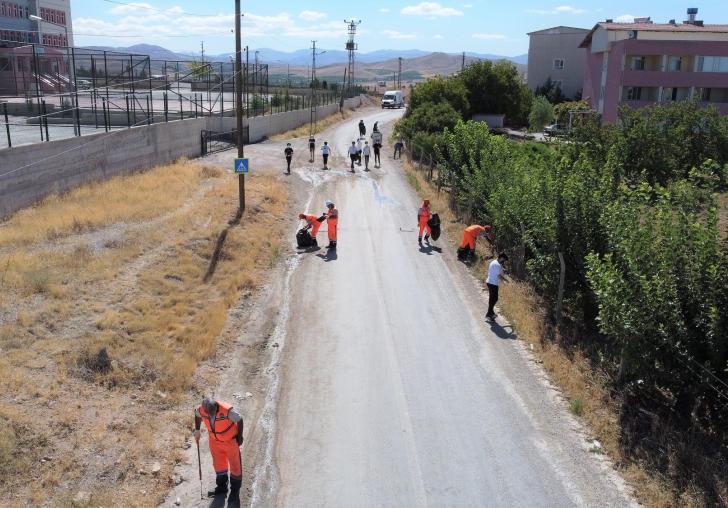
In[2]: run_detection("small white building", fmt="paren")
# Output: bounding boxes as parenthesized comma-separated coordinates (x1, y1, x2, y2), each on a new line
(472, 114, 506, 128)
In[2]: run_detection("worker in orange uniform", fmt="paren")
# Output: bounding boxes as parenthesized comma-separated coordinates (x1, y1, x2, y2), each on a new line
(417, 199, 432, 245)
(325, 200, 338, 249)
(194, 397, 244, 503)
(459, 224, 492, 259)
(299, 212, 324, 246)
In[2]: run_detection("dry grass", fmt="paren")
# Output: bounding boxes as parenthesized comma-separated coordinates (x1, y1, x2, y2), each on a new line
(398, 155, 692, 508)
(0, 159, 289, 505)
(269, 108, 353, 141)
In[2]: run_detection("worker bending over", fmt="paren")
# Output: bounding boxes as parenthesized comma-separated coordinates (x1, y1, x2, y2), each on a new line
(459, 224, 492, 258)
(299, 212, 325, 246)
(417, 199, 432, 245)
(194, 397, 244, 503)
(325, 200, 338, 249)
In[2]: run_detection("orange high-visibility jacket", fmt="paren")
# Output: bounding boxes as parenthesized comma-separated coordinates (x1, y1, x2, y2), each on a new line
(199, 401, 238, 442)
(327, 207, 339, 225)
(418, 205, 431, 224)
(303, 214, 319, 225)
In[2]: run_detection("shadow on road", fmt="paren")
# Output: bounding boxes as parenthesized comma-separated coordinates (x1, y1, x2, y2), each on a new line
(316, 249, 338, 262)
(486, 320, 517, 340)
(207, 495, 227, 508)
(419, 244, 442, 255)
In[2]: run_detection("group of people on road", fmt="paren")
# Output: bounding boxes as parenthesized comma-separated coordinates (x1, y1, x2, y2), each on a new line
(284, 120, 384, 173)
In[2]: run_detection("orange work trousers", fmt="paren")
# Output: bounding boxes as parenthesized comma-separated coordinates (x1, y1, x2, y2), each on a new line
(419, 219, 431, 237)
(460, 231, 477, 250)
(328, 221, 338, 241)
(310, 221, 321, 237)
(209, 437, 241, 476)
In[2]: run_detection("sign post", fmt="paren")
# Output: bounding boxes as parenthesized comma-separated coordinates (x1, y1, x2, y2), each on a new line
(235, 0, 245, 218)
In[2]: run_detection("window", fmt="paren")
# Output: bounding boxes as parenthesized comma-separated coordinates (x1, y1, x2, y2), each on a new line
(631, 56, 645, 70)
(669, 57, 682, 71)
(700, 88, 712, 101)
(627, 87, 642, 100)
(602, 53, 608, 71)
(1, 3, 5, 17)
(61, 12, 65, 25)
(13, 3, 18, 18)
(600, 85, 605, 99)
(662, 87, 678, 101)
(698, 56, 728, 73)
(553, 59, 564, 70)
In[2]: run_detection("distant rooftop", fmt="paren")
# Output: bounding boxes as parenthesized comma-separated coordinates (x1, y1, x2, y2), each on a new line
(579, 21, 728, 48)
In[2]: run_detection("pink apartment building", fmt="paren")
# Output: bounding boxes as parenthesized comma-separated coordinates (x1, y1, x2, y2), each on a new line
(579, 10, 728, 123)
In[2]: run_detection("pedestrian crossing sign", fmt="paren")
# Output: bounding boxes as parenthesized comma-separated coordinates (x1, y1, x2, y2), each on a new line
(234, 158, 249, 174)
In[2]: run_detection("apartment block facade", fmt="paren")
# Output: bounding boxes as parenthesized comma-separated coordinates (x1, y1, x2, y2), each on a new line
(580, 18, 728, 123)
(527, 26, 589, 101)
(0, 0, 73, 48)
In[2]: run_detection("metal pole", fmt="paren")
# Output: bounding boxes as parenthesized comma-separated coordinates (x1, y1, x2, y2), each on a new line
(146, 95, 151, 125)
(32, 45, 43, 142)
(235, 0, 245, 218)
(102, 97, 108, 132)
(164, 92, 168, 122)
(4, 102, 12, 148)
(42, 99, 49, 141)
(71, 45, 80, 135)
(64, 29, 79, 136)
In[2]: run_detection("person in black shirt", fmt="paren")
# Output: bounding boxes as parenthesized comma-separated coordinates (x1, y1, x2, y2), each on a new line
(373, 141, 382, 167)
(308, 135, 315, 163)
(358, 120, 366, 137)
(284, 143, 293, 174)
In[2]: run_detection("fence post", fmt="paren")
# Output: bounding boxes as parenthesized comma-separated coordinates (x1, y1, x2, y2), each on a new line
(4, 102, 12, 148)
(102, 98, 108, 132)
(418, 149, 423, 171)
(126, 94, 131, 128)
(428, 155, 433, 181)
(519, 222, 526, 279)
(164, 92, 168, 122)
(42, 100, 49, 141)
(146, 95, 151, 125)
(437, 166, 442, 194)
(555, 252, 566, 322)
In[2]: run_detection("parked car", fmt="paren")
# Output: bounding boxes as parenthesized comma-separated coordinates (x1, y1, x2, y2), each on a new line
(77, 79, 92, 90)
(544, 123, 568, 136)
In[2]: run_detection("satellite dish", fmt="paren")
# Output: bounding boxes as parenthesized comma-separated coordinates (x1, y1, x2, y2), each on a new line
(628, 30, 638, 40)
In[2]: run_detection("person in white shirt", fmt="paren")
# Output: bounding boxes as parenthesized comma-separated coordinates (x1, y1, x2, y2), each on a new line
(363, 141, 371, 170)
(348, 141, 358, 171)
(320, 141, 331, 170)
(486, 252, 509, 321)
(356, 137, 364, 165)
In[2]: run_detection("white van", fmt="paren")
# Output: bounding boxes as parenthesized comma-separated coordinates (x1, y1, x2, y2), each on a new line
(381, 90, 404, 109)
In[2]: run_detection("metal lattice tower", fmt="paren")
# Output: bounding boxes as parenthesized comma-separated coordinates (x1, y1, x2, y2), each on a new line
(345, 19, 361, 92)
(398, 57, 402, 89)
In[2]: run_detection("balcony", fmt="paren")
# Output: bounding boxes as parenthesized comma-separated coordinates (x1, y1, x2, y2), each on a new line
(622, 70, 728, 88)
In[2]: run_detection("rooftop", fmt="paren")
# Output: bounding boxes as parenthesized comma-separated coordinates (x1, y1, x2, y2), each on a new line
(579, 22, 728, 48)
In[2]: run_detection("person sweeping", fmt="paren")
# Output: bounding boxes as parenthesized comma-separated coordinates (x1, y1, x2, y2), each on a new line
(194, 397, 244, 503)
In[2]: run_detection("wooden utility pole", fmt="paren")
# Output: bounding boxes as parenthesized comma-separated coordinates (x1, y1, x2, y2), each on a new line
(235, 0, 245, 217)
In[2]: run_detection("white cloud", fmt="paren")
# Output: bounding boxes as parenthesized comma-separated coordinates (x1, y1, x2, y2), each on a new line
(615, 14, 636, 22)
(380, 8, 390, 12)
(526, 5, 587, 15)
(299, 11, 326, 21)
(382, 30, 420, 40)
(401, 2, 464, 17)
(472, 33, 507, 40)
(462, 3, 473, 7)
(108, 2, 183, 15)
(434, 34, 443, 39)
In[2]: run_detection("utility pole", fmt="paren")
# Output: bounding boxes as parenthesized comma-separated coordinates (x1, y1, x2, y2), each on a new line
(201, 41, 205, 62)
(344, 19, 361, 95)
(310, 41, 317, 135)
(234, 0, 245, 218)
(462, 51, 465, 72)
(398, 57, 402, 89)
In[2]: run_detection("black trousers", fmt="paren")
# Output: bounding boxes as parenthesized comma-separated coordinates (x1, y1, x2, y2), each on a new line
(323, 154, 329, 165)
(286, 156, 292, 170)
(486, 283, 499, 316)
(350, 154, 357, 168)
(374, 151, 380, 164)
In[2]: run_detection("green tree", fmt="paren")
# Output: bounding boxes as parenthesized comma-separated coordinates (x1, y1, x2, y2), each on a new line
(535, 76, 567, 105)
(406, 75, 469, 119)
(459, 60, 533, 123)
(187, 58, 210, 79)
(553, 99, 592, 125)
(528, 96, 554, 132)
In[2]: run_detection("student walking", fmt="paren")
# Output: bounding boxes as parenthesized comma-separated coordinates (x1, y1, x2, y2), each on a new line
(486, 253, 509, 321)
(356, 137, 363, 165)
(284, 143, 293, 174)
(373, 140, 382, 167)
(308, 135, 316, 163)
(393, 139, 403, 159)
(363, 141, 371, 170)
(321, 141, 331, 170)
(358, 119, 366, 137)
(348, 141, 358, 171)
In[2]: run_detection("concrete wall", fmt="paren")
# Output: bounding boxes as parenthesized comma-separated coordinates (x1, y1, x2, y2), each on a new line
(527, 27, 590, 101)
(0, 95, 362, 218)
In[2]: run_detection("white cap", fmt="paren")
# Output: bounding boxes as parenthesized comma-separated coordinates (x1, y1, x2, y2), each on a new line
(325, 200, 333, 207)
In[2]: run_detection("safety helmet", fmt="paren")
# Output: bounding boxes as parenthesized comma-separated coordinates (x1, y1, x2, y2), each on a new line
(424, 199, 430, 205)
(298, 213, 305, 219)
(484, 225, 491, 231)
(325, 200, 333, 207)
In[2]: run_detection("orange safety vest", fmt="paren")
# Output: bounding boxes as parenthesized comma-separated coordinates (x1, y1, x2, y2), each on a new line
(466, 225, 487, 238)
(418, 205, 431, 223)
(199, 401, 238, 441)
(303, 214, 319, 224)
(327, 207, 339, 226)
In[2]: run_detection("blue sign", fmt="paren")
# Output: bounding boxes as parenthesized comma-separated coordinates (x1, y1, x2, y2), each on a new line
(234, 158, 249, 174)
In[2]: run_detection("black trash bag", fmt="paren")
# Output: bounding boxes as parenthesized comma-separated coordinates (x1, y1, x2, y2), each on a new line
(457, 246, 472, 260)
(427, 213, 441, 241)
(296, 228, 312, 248)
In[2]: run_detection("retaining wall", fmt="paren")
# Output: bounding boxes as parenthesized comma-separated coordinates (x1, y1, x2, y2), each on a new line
(0, 96, 362, 218)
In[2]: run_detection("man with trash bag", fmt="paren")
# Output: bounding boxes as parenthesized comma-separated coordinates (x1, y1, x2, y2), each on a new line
(359, 119, 366, 137)
(417, 199, 432, 245)
(194, 397, 244, 503)
(298, 212, 325, 246)
(458, 224, 492, 259)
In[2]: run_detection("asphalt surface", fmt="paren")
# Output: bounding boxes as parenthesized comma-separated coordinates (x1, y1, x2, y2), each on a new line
(251, 109, 635, 507)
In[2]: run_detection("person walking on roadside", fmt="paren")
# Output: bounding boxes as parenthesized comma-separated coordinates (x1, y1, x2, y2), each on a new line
(372, 121, 379, 133)
(417, 199, 432, 245)
(325, 200, 338, 249)
(458, 224, 492, 259)
(393, 139, 403, 159)
(194, 397, 244, 503)
(373, 140, 382, 167)
(284, 143, 293, 174)
(299, 212, 324, 246)
(363, 141, 371, 170)
(486, 252, 509, 321)
(321, 141, 331, 170)
(358, 119, 366, 137)
(308, 135, 316, 163)
(348, 141, 358, 171)
(356, 137, 364, 165)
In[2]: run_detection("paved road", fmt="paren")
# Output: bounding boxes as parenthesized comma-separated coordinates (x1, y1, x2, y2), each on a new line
(256, 109, 633, 507)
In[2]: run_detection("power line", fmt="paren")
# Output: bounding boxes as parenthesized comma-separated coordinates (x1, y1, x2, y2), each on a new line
(102, 0, 229, 17)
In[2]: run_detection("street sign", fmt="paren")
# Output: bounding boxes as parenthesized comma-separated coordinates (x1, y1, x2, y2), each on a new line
(35, 47, 45, 56)
(234, 158, 249, 174)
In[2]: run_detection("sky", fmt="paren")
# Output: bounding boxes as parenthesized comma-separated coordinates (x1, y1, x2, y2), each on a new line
(70, 1, 727, 57)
